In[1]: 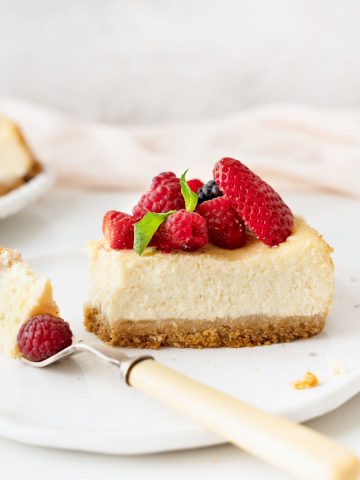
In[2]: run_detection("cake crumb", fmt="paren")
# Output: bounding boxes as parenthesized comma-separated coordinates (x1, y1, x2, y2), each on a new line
(292, 371, 319, 390)
(325, 354, 344, 375)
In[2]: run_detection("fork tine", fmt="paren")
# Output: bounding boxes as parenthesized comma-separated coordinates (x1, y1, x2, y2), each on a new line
(20, 344, 85, 367)
(21, 342, 130, 367)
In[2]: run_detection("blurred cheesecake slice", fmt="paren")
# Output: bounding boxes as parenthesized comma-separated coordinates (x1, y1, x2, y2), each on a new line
(0, 115, 41, 195)
(0, 247, 59, 357)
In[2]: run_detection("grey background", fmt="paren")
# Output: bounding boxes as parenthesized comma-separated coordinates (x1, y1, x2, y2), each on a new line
(1, 0, 359, 123)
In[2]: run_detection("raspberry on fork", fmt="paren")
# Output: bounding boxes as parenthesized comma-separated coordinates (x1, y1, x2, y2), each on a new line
(213, 158, 294, 246)
(17, 314, 73, 362)
(197, 197, 245, 249)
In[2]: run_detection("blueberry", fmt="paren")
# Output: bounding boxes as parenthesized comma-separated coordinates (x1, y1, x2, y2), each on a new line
(197, 180, 223, 204)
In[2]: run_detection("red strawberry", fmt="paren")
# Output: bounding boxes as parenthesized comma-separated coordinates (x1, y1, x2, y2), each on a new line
(103, 210, 136, 249)
(213, 158, 294, 246)
(197, 197, 245, 249)
(187, 178, 204, 193)
(133, 172, 185, 220)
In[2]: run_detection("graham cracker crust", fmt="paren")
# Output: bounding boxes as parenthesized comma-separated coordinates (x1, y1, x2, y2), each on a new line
(84, 305, 327, 349)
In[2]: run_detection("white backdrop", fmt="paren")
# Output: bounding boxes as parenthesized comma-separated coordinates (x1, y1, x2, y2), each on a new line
(0, 0, 360, 123)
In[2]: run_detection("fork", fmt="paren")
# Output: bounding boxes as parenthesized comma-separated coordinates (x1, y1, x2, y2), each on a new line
(22, 343, 360, 480)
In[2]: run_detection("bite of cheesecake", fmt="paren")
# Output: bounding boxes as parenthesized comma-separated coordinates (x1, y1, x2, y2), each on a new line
(0, 247, 58, 357)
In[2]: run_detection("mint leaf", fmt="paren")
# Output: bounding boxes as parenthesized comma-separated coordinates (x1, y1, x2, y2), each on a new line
(180, 169, 198, 212)
(142, 246, 157, 256)
(134, 211, 174, 256)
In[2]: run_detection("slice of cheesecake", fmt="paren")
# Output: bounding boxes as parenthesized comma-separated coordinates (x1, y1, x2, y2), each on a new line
(0, 115, 41, 196)
(0, 247, 59, 357)
(84, 217, 334, 349)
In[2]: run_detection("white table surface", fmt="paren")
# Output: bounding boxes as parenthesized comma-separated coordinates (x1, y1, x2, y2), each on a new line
(0, 189, 359, 480)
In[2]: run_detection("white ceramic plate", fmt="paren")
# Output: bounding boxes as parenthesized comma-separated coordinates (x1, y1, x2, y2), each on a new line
(0, 252, 359, 454)
(0, 169, 55, 219)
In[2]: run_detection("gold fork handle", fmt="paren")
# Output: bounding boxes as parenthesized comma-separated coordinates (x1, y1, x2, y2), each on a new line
(129, 359, 360, 480)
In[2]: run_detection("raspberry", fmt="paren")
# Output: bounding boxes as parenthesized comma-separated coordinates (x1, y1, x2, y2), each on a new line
(103, 210, 136, 249)
(155, 210, 208, 252)
(187, 178, 204, 193)
(151, 171, 177, 189)
(17, 314, 73, 362)
(213, 158, 294, 246)
(197, 197, 245, 249)
(197, 180, 223, 204)
(150, 228, 172, 252)
(133, 173, 185, 219)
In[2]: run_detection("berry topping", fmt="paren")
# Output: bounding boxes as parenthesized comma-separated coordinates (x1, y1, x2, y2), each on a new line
(156, 210, 208, 252)
(103, 210, 136, 249)
(134, 211, 174, 255)
(151, 171, 178, 189)
(187, 178, 204, 193)
(197, 179, 223, 204)
(213, 157, 294, 246)
(133, 172, 185, 220)
(197, 197, 245, 249)
(17, 314, 73, 362)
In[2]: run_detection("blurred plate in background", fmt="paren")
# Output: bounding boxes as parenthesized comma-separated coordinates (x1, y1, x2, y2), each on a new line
(0, 168, 55, 220)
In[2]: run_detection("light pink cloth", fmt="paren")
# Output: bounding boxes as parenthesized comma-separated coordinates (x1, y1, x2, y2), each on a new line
(1, 98, 359, 196)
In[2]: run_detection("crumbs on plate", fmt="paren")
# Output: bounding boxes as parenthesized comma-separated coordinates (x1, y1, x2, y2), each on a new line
(292, 371, 319, 390)
(325, 354, 345, 376)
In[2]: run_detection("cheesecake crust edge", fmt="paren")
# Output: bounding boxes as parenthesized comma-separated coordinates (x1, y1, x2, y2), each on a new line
(83, 304, 327, 349)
